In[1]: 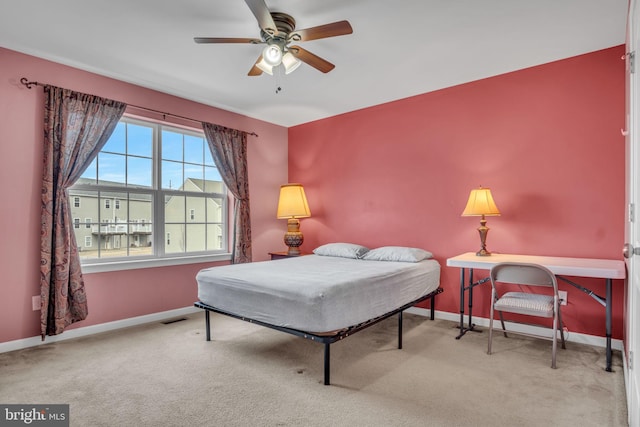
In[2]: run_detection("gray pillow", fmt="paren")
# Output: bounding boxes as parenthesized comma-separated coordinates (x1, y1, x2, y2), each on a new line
(362, 246, 433, 262)
(313, 243, 370, 259)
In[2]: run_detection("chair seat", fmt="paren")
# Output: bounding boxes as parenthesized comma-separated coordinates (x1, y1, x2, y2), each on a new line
(494, 292, 554, 317)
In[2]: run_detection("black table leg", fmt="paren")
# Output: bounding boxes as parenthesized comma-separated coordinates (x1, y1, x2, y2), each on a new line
(455, 268, 490, 339)
(456, 268, 484, 339)
(606, 278, 612, 372)
(456, 268, 466, 338)
(556, 275, 615, 373)
(467, 268, 475, 330)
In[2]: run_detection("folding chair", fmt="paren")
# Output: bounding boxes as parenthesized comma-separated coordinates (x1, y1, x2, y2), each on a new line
(488, 262, 566, 368)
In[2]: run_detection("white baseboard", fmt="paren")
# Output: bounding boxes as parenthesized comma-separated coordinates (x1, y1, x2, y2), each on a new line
(0, 306, 201, 354)
(1, 305, 623, 354)
(406, 306, 624, 352)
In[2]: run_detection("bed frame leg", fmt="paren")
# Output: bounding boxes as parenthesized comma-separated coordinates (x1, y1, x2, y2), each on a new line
(430, 294, 436, 320)
(398, 311, 403, 349)
(205, 310, 211, 341)
(324, 343, 330, 385)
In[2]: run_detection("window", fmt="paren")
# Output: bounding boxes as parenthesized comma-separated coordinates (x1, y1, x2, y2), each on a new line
(74, 218, 80, 229)
(69, 116, 228, 266)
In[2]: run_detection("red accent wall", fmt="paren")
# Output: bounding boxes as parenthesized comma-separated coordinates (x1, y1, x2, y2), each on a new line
(289, 46, 626, 339)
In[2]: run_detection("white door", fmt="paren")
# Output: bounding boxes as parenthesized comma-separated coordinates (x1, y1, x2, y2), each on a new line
(626, 1, 640, 425)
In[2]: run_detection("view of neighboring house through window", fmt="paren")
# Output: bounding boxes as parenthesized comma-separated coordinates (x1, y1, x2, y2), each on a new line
(69, 116, 228, 262)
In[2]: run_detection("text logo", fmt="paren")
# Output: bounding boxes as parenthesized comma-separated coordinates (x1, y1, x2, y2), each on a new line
(0, 405, 69, 426)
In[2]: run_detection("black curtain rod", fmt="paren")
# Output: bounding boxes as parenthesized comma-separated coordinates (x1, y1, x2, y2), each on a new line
(19, 78, 259, 137)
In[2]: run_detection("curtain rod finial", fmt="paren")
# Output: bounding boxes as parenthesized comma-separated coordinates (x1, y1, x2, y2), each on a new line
(20, 77, 37, 89)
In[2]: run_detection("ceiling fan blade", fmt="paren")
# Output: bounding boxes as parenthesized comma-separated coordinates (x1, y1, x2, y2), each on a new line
(248, 55, 264, 76)
(289, 20, 353, 42)
(289, 46, 335, 73)
(194, 37, 261, 44)
(244, 0, 277, 35)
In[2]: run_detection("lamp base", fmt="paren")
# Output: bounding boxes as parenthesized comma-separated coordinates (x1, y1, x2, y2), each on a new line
(475, 249, 492, 256)
(475, 216, 492, 256)
(283, 218, 303, 255)
(285, 245, 301, 256)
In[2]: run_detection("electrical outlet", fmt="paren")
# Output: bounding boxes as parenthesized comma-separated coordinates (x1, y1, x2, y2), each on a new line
(558, 290, 568, 306)
(32, 295, 41, 311)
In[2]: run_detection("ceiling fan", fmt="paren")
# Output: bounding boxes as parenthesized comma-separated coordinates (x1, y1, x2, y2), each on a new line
(194, 0, 353, 76)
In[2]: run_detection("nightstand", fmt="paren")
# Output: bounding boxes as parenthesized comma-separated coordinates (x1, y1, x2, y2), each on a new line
(269, 251, 310, 260)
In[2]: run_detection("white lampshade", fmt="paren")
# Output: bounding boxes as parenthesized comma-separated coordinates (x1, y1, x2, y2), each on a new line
(262, 44, 283, 66)
(255, 56, 274, 75)
(282, 52, 302, 74)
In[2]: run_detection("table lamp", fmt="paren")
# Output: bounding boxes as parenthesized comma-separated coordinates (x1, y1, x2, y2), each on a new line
(462, 186, 500, 256)
(276, 183, 311, 255)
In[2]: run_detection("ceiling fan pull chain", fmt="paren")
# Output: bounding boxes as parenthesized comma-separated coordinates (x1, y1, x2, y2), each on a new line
(275, 65, 283, 94)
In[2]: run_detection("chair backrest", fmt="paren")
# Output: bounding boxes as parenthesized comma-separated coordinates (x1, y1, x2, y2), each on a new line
(490, 262, 558, 292)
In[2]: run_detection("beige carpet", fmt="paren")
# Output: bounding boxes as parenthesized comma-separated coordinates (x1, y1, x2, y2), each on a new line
(0, 312, 628, 426)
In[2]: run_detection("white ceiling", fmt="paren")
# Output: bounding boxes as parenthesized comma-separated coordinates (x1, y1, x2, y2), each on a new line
(0, 0, 628, 127)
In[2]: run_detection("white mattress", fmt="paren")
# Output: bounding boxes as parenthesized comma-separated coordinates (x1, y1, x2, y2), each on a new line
(196, 255, 441, 333)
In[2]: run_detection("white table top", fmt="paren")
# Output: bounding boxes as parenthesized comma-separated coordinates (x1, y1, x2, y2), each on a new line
(446, 252, 626, 279)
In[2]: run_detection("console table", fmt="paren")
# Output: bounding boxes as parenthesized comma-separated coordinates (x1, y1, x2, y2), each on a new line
(446, 252, 626, 371)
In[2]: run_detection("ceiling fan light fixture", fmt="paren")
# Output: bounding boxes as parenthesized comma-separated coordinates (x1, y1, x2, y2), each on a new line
(255, 57, 274, 75)
(262, 43, 283, 66)
(282, 52, 302, 74)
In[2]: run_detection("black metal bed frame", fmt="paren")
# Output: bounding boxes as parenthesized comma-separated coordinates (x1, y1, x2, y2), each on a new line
(194, 287, 443, 385)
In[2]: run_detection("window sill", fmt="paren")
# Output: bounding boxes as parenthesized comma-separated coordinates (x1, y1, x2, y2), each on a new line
(81, 253, 232, 274)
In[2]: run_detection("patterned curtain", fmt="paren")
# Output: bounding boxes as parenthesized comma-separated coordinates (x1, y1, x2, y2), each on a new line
(41, 85, 126, 338)
(202, 123, 252, 264)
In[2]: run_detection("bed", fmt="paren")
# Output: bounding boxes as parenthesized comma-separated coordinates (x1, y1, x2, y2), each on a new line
(194, 245, 442, 385)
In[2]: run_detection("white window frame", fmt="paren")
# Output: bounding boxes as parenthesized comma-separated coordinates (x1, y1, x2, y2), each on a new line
(72, 116, 232, 273)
